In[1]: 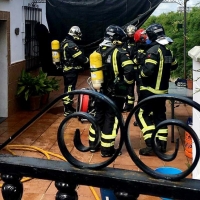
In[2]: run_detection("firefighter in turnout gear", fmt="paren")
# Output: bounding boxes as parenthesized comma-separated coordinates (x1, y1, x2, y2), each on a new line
(131, 28, 149, 126)
(89, 25, 135, 157)
(123, 25, 138, 112)
(133, 28, 149, 97)
(61, 26, 89, 116)
(135, 23, 178, 156)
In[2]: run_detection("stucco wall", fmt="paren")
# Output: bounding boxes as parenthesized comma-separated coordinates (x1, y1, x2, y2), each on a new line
(0, 0, 48, 64)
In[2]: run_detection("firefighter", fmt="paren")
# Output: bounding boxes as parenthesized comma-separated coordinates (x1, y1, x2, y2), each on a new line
(135, 23, 178, 156)
(61, 26, 89, 116)
(89, 25, 135, 157)
(133, 28, 150, 97)
(123, 24, 137, 112)
(131, 28, 149, 126)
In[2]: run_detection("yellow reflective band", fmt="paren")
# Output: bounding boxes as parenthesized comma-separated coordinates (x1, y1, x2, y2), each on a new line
(157, 129, 168, 134)
(133, 58, 138, 64)
(142, 125, 155, 134)
(68, 85, 72, 92)
(101, 117, 118, 140)
(144, 133, 152, 140)
(138, 49, 144, 53)
(145, 59, 157, 65)
(134, 66, 137, 70)
(158, 136, 167, 141)
(145, 59, 156, 65)
(127, 95, 134, 100)
(112, 49, 119, 76)
(155, 49, 163, 90)
(63, 43, 68, 60)
(101, 133, 116, 140)
(122, 60, 133, 67)
(63, 66, 73, 71)
(138, 108, 150, 132)
(63, 96, 70, 100)
(72, 51, 82, 58)
(128, 100, 134, 104)
(89, 135, 95, 141)
(101, 141, 115, 147)
(124, 77, 134, 84)
(140, 86, 168, 94)
(89, 126, 95, 134)
(141, 70, 148, 77)
(112, 117, 118, 137)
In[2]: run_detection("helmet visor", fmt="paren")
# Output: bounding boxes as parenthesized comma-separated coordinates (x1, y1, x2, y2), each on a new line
(156, 36, 173, 45)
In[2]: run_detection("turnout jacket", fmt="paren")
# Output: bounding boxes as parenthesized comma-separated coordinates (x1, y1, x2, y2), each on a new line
(140, 42, 178, 94)
(123, 38, 137, 60)
(97, 45, 135, 91)
(61, 35, 88, 72)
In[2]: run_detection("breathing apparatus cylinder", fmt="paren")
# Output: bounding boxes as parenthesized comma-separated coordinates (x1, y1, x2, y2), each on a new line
(51, 40, 60, 64)
(89, 51, 104, 91)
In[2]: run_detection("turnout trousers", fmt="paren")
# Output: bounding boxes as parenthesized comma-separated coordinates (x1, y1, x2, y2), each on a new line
(135, 89, 168, 147)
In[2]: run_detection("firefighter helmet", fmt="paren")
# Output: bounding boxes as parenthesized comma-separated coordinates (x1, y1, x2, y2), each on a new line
(126, 25, 137, 37)
(146, 23, 173, 45)
(68, 26, 82, 40)
(134, 29, 147, 43)
(105, 25, 127, 45)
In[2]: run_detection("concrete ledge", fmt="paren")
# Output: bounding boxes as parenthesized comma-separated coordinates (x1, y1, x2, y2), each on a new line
(188, 46, 200, 62)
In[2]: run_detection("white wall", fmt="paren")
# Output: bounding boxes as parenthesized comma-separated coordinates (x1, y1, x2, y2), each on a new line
(188, 46, 200, 180)
(0, 0, 48, 64)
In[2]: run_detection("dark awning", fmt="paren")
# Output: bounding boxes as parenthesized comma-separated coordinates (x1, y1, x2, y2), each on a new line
(46, 0, 163, 51)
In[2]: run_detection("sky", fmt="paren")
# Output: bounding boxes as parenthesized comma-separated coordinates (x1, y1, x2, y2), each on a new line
(152, 0, 200, 16)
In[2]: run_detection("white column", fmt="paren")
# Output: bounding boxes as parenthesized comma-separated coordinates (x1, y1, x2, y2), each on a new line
(188, 46, 200, 179)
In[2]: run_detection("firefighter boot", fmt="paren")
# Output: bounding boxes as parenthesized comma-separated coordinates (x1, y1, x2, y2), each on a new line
(139, 138, 155, 156)
(101, 146, 122, 157)
(64, 104, 76, 117)
(89, 141, 100, 153)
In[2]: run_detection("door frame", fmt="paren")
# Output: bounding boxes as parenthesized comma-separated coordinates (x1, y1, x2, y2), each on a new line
(0, 11, 10, 118)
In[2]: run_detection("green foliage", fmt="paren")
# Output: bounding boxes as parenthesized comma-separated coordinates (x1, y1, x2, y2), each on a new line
(143, 7, 200, 79)
(17, 69, 60, 101)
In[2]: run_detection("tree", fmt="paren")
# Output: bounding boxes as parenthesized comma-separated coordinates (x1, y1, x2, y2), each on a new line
(143, 7, 200, 79)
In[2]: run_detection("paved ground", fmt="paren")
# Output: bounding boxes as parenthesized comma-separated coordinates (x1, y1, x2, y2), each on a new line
(0, 70, 193, 200)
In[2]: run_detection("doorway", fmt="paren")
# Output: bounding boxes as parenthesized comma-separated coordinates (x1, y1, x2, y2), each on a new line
(0, 20, 8, 119)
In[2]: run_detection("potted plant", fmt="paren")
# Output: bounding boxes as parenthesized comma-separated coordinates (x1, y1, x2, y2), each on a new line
(16, 69, 46, 110)
(186, 69, 193, 90)
(16, 69, 60, 110)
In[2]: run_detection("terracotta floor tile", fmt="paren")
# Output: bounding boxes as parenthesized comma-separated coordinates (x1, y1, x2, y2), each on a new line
(22, 193, 44, 200)
(0, 73, 195, 200)
(77, 185, 99, 200)
(45, 181, 57, 194)
(40, 194, 56, 200)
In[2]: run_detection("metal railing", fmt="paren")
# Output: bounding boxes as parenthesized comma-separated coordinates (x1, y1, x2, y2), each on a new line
(23, 6, 42, 71)
(0, 90, 200, 199)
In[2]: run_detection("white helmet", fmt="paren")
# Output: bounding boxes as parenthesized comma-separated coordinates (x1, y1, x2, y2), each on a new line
(126, 25, 137, 37)
(99, 37, 114, 47)
(68, 26, 82, 40)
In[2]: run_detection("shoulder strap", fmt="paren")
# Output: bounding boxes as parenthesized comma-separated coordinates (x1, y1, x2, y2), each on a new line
(147, 44, 160, 55)
(101, 46, 115, 61)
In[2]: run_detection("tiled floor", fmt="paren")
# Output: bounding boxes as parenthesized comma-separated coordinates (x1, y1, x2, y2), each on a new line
(0, 70, 193, 200)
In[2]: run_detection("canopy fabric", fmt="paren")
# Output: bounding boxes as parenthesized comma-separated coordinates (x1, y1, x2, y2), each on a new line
(43, 0, 163, 75)
(46, 0, 162, 50)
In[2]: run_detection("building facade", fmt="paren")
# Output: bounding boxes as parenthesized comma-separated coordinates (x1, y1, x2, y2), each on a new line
(0, 0, 47, 117)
